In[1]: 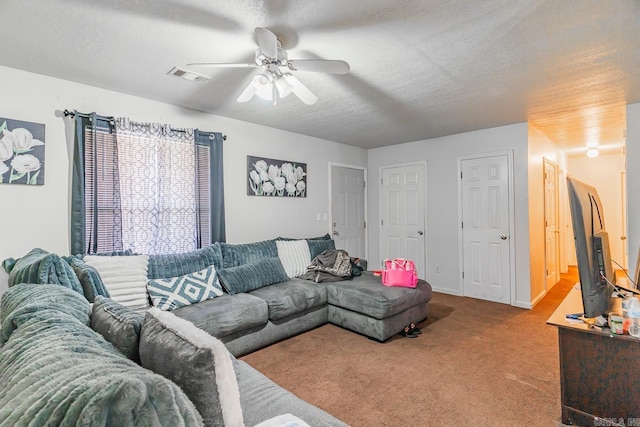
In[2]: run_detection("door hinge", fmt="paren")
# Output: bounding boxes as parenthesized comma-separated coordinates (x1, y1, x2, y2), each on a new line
(381, 178, 383, 185)
(364, 221, 366, 229)
(381, 219, 384, 226)
(460, 171, 463, 179)
(462, 271, 464, 279)
(461, 221, 464, 229)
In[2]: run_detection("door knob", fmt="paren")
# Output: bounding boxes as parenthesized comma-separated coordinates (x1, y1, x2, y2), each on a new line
(418, 231, 424, 235)
(500, 234, 508, 240)
(333, 231, 339, 236)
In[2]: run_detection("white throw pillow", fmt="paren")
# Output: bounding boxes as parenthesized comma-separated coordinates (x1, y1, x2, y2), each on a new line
(276, 240, 311, 278)
(84, 255, 150, 310)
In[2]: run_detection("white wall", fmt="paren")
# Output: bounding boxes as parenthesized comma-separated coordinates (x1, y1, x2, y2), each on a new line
(625, 102, 640, 279)
(367, 123, 533, 308)
(567, 152, 626, 268)
(0, 66, 367, 296)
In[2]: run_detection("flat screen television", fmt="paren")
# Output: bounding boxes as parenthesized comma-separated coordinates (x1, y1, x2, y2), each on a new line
(567, 177, 616, 318)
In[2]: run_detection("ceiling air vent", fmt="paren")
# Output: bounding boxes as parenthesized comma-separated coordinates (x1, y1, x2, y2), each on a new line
(167, 67, 210, 83)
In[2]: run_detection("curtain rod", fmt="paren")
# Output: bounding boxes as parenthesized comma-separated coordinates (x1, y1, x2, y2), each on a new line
(63, 109, 227, 140)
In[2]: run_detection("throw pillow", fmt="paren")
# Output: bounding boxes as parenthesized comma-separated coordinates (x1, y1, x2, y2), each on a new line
(220, 239, 278, 268)
(84, 255, 150, 310)
(255, 414, 312, 427)
(4, 248, 84, 295)
(69, 258, 110, 302)
(146, 243, 223, 280)
(276, 240, 311, 278)
(91, 295, 145, 362)
(139, 308, 244, 427)
(217, 257, 289, 295)
(308, 239, 336, 259)
(147, 265, 223, 311)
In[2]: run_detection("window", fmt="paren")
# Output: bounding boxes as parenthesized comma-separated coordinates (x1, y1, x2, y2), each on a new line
(71, 113, 225, 255)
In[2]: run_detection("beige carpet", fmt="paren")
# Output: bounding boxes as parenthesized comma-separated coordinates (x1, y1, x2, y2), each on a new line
(241, 271, 577, 427)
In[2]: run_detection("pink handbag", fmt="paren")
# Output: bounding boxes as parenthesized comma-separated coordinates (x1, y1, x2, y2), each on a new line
(381, 258, 418, 288)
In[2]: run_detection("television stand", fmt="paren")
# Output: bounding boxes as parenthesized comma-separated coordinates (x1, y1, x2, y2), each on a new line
(547, 286, 640, 424)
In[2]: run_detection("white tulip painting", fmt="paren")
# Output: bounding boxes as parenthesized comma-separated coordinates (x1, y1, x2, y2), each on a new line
(0, 118, 45, 185)
(247, 155, 307, 197)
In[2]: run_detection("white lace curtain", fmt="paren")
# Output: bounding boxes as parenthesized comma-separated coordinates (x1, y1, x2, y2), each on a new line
(114, 118, 198, 254)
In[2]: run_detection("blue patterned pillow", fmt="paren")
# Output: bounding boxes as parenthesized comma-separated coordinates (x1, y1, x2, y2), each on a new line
(147, 265, 223, 311)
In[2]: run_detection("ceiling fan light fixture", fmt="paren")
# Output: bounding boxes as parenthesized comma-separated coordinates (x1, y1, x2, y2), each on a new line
(253, 73, 274, 101)
(275, 76, 294, 98)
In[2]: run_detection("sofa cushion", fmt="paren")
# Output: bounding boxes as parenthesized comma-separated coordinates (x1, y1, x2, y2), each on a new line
(139, 308, 244, 427)
(84, 255, 150, 310)
(147, 243, 223, 280)
(91, 296, 145, 362)
(276, 240, 312, 278)
(68, 258, 110, 302)
(218, 257, 289, 295)
(3, 248, 84, 295)
(234, 359, 348, 426)
(147, 265, 223, 311)
(0, 301, 201, 426)
(0, 283, 91, 345)
(323, 272, 433, 319)
(173, 293, 269, 338)
(307, 239, 336, 260)
(249, 279, 327, 321)
(220, 239, 278, 268)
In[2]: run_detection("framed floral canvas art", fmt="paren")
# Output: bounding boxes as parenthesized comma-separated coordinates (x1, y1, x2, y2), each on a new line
(247, 155, 307, 197)
(0, 117, 45, 185)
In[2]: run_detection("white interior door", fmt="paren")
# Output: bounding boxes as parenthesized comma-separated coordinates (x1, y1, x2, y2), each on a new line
(331, 166, 366, 258)
(380, 163, 426, 279)
(460, 154, 511, 303)
(544, 159, 560, 290)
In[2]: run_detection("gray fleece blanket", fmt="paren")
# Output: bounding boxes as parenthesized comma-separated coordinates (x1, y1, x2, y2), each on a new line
(0, 284, 203, 426)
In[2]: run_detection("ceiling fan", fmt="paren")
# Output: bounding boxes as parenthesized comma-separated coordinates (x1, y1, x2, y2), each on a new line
(185, 27, 350, 106)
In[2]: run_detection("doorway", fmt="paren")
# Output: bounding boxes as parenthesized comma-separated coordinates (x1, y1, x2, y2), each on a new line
(544, 159, 560, 291)
(330, 164, 366, 259)
(459, 152, 514, 304)
(379, 163, 426, 278)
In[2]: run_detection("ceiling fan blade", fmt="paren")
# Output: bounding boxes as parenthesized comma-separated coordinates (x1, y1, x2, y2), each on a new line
(187, 62, 258, 69)
(255, 27, 278, 59)
(283, 74, 318, 105)
(287, 59, 350, 74)
(237, 82, 258, 103)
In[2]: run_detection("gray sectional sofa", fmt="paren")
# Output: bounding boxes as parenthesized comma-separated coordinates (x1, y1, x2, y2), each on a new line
(0, 237, 433, 426)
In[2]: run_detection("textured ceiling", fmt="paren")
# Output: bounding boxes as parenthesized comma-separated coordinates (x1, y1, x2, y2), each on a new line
(1, 0, 638, 151)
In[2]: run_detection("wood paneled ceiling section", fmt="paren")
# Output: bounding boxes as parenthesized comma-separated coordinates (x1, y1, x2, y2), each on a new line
(0, 0, 638, 150)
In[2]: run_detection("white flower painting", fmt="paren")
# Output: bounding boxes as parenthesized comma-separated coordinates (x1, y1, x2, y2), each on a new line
(0, 118, 45, 185)
(247, 155, 307, 197)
